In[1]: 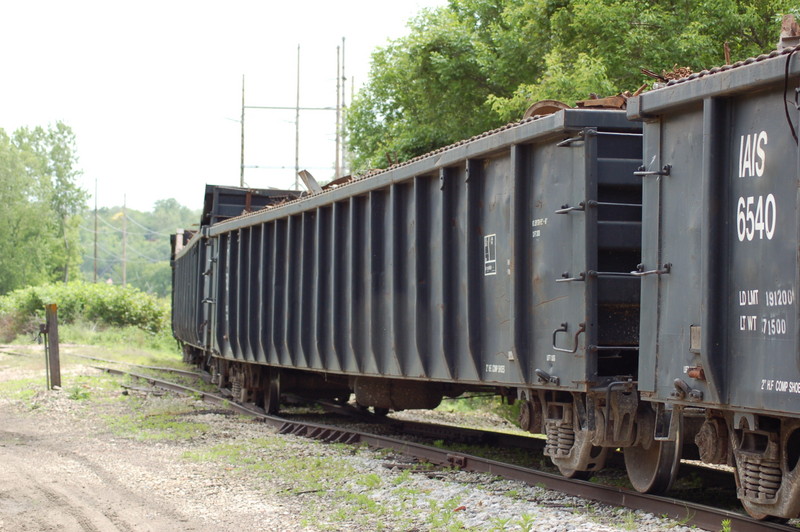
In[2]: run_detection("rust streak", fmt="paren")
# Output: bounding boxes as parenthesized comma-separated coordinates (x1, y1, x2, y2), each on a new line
(534, 295, 568, 308)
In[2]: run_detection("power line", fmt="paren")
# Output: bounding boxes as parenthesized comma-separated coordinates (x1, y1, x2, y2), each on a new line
(90, 242, 164, 264)
(125, 244, 164, 262)
(124, 214, 174, 237)
(83, 213, 175, 237)
(80, 254, 161, 265)
(79, 225, 112, 234)
(95, 216, 127, 233)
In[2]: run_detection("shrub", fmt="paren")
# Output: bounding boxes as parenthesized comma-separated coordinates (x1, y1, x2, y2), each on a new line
(0, 282, 169, 342)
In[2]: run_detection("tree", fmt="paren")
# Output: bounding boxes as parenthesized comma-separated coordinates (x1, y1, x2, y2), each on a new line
(348, 5, 541, 171)
(0, 123, 87, 294)
(78, 198, 200, 297)
(348, 0, 798, 171)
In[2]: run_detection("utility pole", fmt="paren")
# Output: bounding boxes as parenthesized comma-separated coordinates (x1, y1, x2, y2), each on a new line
(340, 37, 347, 176)
(294, 44, 301, 191)
(121, 195, 127, 286)
(43, 304, 61, 389)
(335, 45, 341, 179)
(240, 74, 246, 187)
(93, 178, 98, 283)
(242, 43, 343, 188)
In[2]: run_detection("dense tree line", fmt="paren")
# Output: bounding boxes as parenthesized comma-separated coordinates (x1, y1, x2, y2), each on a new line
(0, 120, 199, 298)
(347, 0, 796, 172)
(0, 123, 87, 294)
(78, 199, 200, 298)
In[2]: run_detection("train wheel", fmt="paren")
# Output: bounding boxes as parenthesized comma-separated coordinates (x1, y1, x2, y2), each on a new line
(556, 466, 593, 481)
(555, 443, 607, 481)
(262, 368, 281, 415)
(739, 500, 789, 523)
(624, 410, 682, 494)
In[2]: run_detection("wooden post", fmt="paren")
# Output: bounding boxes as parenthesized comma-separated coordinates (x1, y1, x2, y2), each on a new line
(45, 304, 61, 389)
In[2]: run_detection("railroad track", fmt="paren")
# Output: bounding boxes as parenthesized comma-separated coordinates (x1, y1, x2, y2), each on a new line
(82, 360, 793, 532)
(0, 346, 790, 530)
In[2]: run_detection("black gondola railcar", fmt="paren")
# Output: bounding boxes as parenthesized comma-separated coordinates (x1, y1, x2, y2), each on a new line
(173, 41, 800, 520)
(173, 109, 644, 482)
(627, 43, 800, 519)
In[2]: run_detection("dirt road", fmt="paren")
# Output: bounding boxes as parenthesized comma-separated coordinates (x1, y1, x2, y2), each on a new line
(0, 356, 303, 532)
(0, 408, 201, 531)
(0, 401, 298, 532)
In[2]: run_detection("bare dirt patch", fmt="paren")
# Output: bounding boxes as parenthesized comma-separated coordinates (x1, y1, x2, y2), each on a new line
(0, 352, 311, 531)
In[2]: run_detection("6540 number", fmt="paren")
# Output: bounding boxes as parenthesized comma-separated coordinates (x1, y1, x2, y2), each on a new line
(736, 194, 776, 242)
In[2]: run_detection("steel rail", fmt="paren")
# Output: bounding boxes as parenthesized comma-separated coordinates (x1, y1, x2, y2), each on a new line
(26, 354, 738, 492)
(0, 349, 33, 357)
(69, 353, 203, 379)
(93, 365, 793, 531)
(0, 347, 204, 380)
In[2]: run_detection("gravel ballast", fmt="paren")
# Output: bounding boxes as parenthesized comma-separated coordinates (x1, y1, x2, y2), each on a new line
(0, 353, 705, 531)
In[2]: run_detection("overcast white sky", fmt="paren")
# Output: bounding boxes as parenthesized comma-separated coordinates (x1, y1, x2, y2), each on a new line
(0, 0, 447, 211)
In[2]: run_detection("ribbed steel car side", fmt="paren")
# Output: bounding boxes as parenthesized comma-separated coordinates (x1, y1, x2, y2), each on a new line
(205, 109, 642, 391)
(171, 229, 208, 350)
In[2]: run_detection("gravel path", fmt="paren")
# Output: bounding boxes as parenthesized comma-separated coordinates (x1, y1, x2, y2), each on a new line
(0, 354, 705, 531)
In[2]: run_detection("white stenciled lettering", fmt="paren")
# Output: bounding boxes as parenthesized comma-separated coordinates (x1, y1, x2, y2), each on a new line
(739, 131, 768, 178)
(764, 288, 794, 307)
(761, 317, 787, 335)
(532, 218, 547, 239)
(739, 315, 758, 331)
(756, 131, 768, 176)
(736, 194, 776, 241)
(740, 134, 751, 177)
(738, 289, 759, 306)
(761, 378, 800, 393)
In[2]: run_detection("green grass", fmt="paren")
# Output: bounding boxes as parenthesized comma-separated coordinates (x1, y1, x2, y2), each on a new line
(185, 437, 359, 495)
(426, 497, 466, 530)
(55, 320, 177, 354)
(105, 411, 210, 441)
(5, 322, 180, 361)
(358, 473, 382, 489)
(0, 377, 42, 404)
(436, 393, 521, 425)
(183, 437, 479, 530)
(103, 396, 210, 441)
